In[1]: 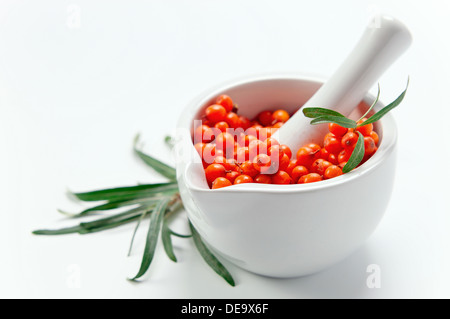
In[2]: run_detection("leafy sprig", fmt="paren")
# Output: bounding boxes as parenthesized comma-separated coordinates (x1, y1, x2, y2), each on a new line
(32, 135, 235, 286)
(302, 78, 409, 173)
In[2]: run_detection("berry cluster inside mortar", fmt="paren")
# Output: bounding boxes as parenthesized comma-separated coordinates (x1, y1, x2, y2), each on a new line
(192, 94, 379, 189)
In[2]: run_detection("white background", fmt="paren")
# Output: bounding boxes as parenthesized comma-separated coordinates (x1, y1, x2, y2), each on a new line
(1, 0, 449, 299)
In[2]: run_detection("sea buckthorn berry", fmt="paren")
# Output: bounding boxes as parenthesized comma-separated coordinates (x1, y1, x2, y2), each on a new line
(341, 131, 359, 149)
(213, 156, 236, 171)
(338, 149, 352, 164)
(264, 137, 279, 149)
(328, 123, 348, 137)
(324, 134, 343, 154)
(202, 143, 217, 164)
(272, 122, 284, 129)
(267, 145, 283, 160)
(234, 174, 253, 184)
(194, 143, 206, 156)
(363, 136, 377, 156)
(311, 158, 332, 176)
(254, 174, 272, 184)
(306, 143, 321, 153)
(370, 131, 379, 145)
(225, 112, 240, 129)
(296, 146, 319, 169)
(216, 94, 234, 113)
(291, 165, 309, 183)
(324, 165, 343, 179)
(194, 124, 215, 143)
(279, 153, 291, 172)
(205, 104, 227, 124)
(272, 109, 290, 123)
(239, 116, 251, 130)
(298, 173, 323, 184)
(238, 161, 259, 178)
(215, 132, 235, 153)
(356, 118, 373, 136)
(257, 110, 274, 127)
(328, 153, 339, 165)
(285, 159, 298, 176)
(226, 171, 240, 184)
(279, 144, 292, 159)
(272, 170, 292, 184)
(205, 164, 227, 185)
(211, 177, 232, 189)
(252, 154, 272, 173)
(314, 147, 329, 161)
(214, 121, 229, 133)
(248, 139, 267, 159)
(235, 146, 250, 163)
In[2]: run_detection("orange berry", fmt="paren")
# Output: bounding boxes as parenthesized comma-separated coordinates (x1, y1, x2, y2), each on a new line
(257, 110, 274, 127)
(298, 173, 323, 184)
(205, 164, 227, 185)
(370, 131, 379, 145)
(328, 123, 348, 137)
(234, 174, 253, 184)
(291, 165, 309, 183)
(254, 174, 272, 184)
(211, 177, 232, 189)
(272, 170, 292, 184)
(341, 131, 359, 149)
(216, 94, 234, 113)
(272, 109, 290, 123)
(205, 104, 227, 124)
(356, 118, 373, 136)
(311, 158, 332, 176)
(324, 165, 343, 179)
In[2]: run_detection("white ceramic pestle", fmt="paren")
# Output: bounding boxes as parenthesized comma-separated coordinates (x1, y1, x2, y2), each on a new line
(275, 14, 412, 150)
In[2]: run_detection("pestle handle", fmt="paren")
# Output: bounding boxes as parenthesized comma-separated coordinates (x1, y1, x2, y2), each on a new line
(276, 14, 412, 150)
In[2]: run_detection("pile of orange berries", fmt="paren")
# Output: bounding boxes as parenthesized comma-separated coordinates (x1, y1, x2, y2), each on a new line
(193, 95, 379, 189)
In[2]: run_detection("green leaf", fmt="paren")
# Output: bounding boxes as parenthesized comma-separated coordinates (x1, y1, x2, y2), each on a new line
(164, 135, 175, 149)
(161, 219, 177, 262)
(358, 83, 381, 122)
(361, 77, 409, 126)
(342, 132, 365, 173)
(61, 197, 163, 218)
(134, 134, 177, 181)
(33, 206, 147, 236)
(127, 208, 152, 257)
(189, 220, 235, 287)
(128, 197, 170, 281)
(310, 115, 357, 128)
(71, 183, 178, 202)
(302, 107, 347, 119)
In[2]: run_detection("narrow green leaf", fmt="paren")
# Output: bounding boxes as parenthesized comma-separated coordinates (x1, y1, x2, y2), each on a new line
(63, 197, 162, 218)
(32, 225, 84, 236)
(302, 107, 347, 119)
(342, 132, 365, 173)
(361, 77, 409, 126)
(72, 183, 178, 202)
(189, 221, 235, 287)
(127, 209, 152, 257)
(134, 134, 177, 181)
(164, 135, 175, 149)
(128, 197, 170, 281)
(161, 219, 177, 262)
(310, 115, 357, 128)
(169, 228, 192, 238)
(358, 83, 381, 122)
(32, 206, 147, 236)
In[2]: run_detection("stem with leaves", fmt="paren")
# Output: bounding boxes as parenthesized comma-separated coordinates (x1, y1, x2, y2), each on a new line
(32, 134, 235, 286)
(302, 78, 409, 173)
